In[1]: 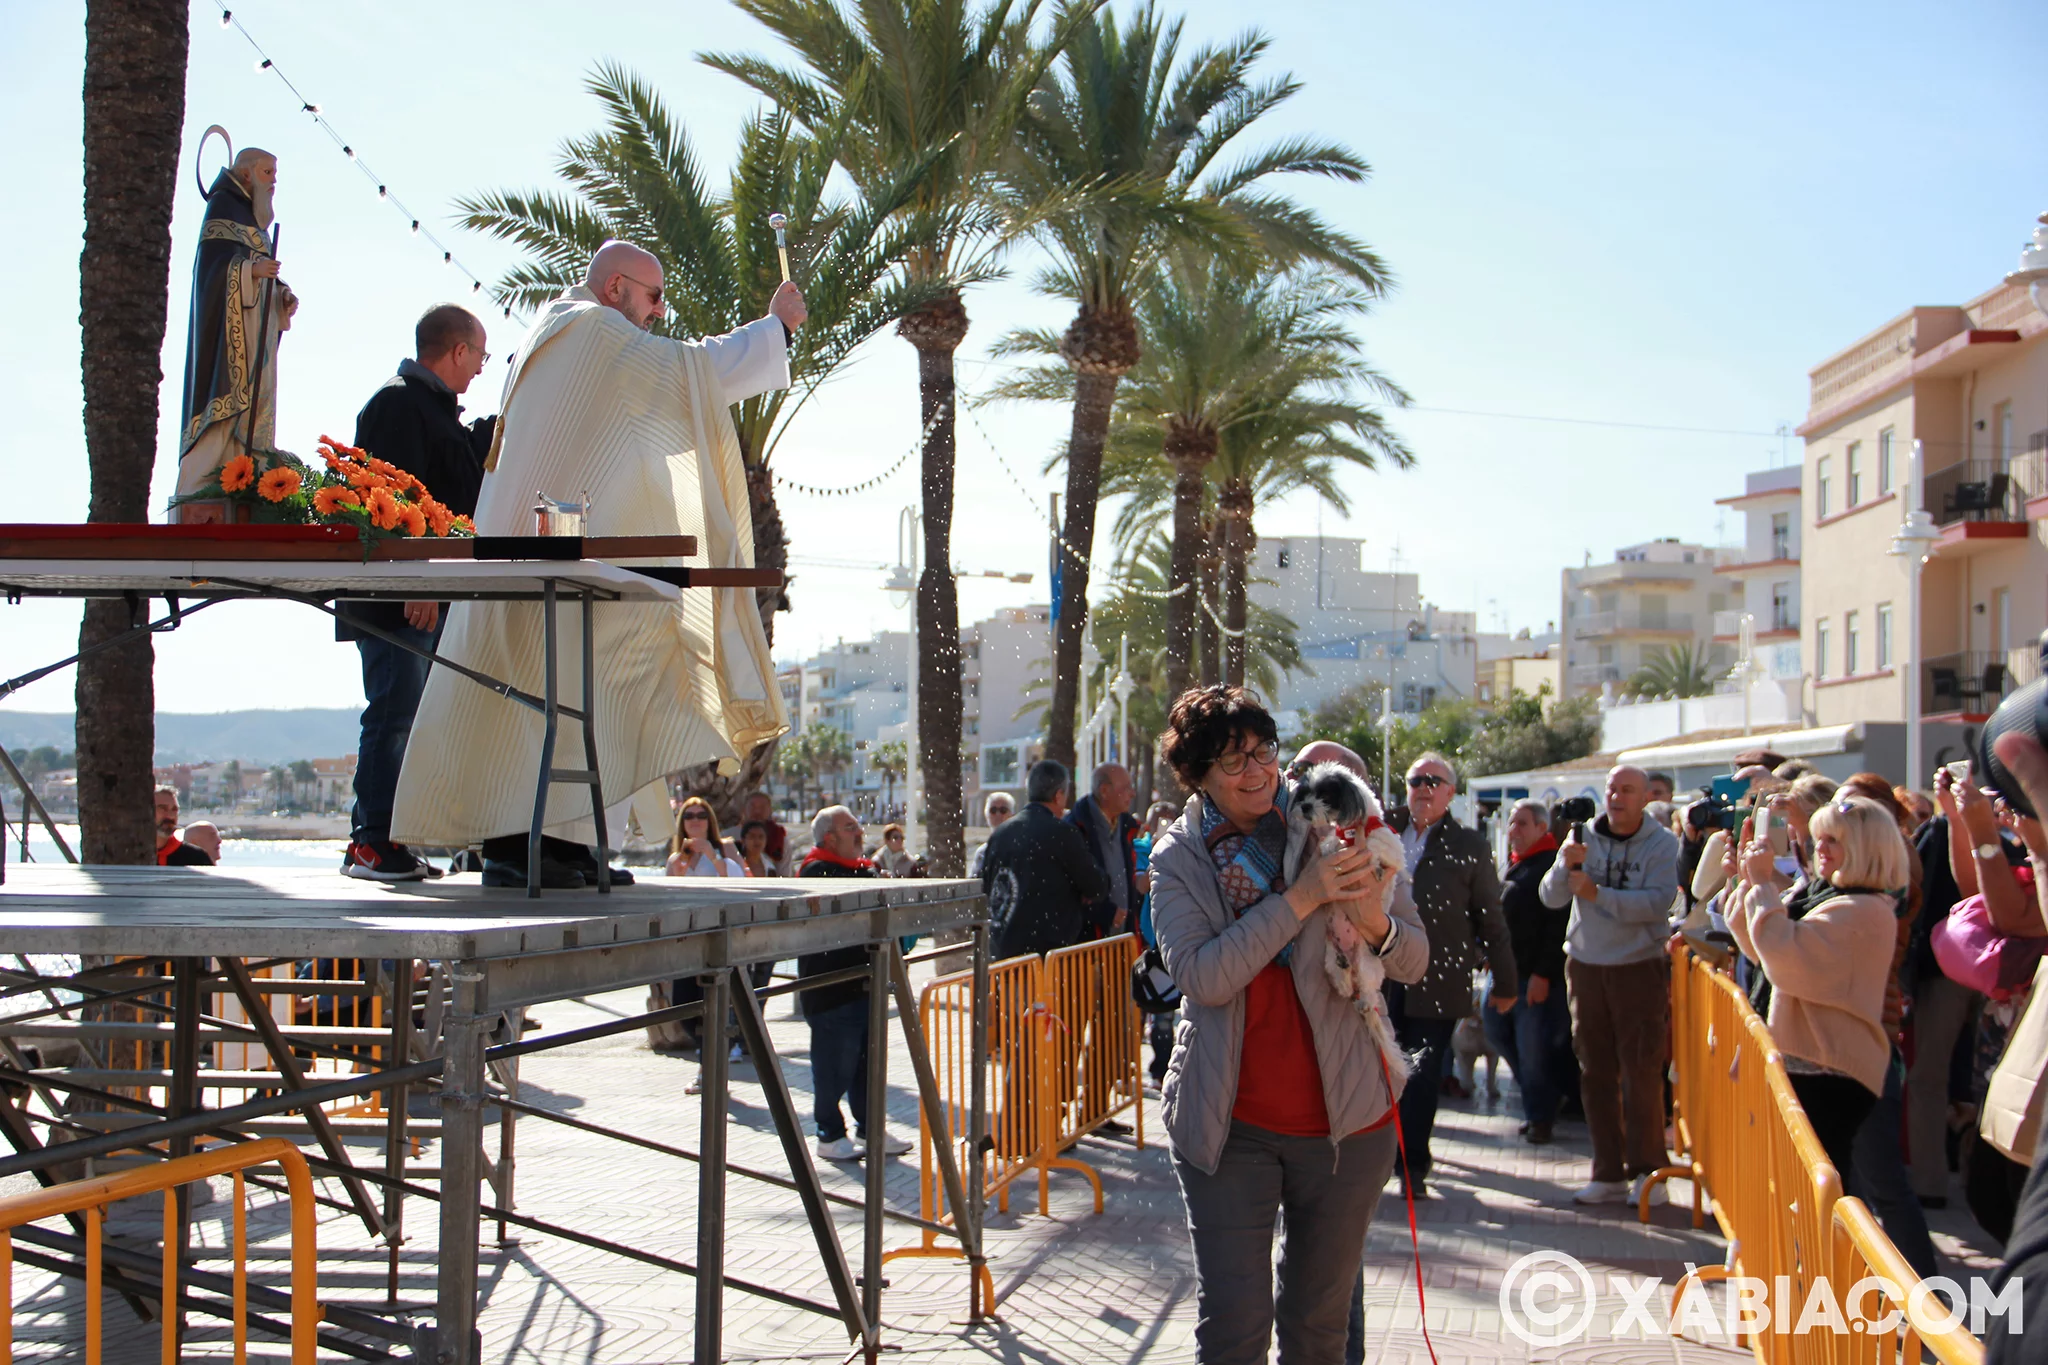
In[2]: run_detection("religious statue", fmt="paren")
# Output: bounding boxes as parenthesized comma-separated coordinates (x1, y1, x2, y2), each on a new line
(173, 134, 299, 514)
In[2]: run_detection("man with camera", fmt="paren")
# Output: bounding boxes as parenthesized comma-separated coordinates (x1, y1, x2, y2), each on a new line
(1540, 764, 1681, 1207)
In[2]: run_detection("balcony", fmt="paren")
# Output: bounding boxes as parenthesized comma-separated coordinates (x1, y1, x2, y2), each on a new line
(1567, 663, 1624, 692)
(1922, 649, 2041, 719)
(1924, 457, 2045, 527)
(1572, 561, 1708, 590)
(1712, 609, 1797, 639)
(1572, 610, 1695, 639)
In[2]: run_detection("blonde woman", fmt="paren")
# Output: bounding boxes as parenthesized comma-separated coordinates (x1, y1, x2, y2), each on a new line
(1729, 795, 1905, 1185)
(668, 797, 742, 878)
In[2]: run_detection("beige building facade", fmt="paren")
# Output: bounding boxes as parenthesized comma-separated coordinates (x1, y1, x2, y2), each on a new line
(1561, 539, 1735, 696)
(1800, 273, 2048, 763)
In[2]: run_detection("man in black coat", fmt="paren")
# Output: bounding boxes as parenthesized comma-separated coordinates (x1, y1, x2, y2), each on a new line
(982, 759, 1104, 960)
(1064, 761, 1142, 941)
(1483, 798, 1570, 1143)
(338, 304, 494, 882)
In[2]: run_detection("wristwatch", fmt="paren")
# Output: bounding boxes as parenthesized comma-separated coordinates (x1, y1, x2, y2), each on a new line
(1974, 842, 2003, 862)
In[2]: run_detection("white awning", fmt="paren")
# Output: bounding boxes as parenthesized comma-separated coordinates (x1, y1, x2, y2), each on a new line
(1617, 723, 1864, 770)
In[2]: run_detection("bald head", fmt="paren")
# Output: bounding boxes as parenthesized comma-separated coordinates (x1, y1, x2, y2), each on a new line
(586, 240, 664, 330)
(232, 148, 278, 228)
(1293, 740, 1368, 780)
(1605, 765, 1649, 833)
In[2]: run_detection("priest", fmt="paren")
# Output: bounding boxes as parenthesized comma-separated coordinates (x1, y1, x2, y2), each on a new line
(174, 147, 298, 504)
(390, 242, 799, 888)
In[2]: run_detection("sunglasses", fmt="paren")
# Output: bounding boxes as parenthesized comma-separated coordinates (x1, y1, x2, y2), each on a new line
(683, 812, 709, 822)
(1407, 774, 1448, 790)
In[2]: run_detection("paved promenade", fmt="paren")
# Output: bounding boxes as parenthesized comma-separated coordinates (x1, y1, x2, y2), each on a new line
(6, 968, 2005, 1362)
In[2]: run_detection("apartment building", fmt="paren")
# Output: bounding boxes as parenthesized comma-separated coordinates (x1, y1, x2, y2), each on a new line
(1246, 535, 1479, 722)
(1561, 539, 1735, 696)
(1712, 465, 1803, 684)
(1800, 264, 2048, 758)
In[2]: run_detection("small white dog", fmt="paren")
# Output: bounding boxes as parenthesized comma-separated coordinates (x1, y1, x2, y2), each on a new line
(1287, 761, 1409, 1088)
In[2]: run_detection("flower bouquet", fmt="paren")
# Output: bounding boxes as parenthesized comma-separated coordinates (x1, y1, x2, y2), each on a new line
(166, 439, 473, 543)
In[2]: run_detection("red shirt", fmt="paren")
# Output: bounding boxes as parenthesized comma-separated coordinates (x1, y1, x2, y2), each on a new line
(1232, 962, 1332, 1136)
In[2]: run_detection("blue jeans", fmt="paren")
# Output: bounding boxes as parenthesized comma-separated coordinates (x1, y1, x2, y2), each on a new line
(1481, 980, 1571, 1127)
(1385, 984, 1457, 1187)
(808, 997, 870, 1142)
(351, 623, 438, 845)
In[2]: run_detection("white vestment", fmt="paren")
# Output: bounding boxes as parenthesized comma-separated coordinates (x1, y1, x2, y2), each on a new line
(389, 287, 790, 846)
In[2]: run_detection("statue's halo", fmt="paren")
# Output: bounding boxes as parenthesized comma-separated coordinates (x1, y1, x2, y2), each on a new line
(194, 125, 234, 196)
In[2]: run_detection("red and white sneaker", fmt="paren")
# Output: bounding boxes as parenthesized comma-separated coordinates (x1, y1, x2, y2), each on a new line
(343, 840, 434, 882)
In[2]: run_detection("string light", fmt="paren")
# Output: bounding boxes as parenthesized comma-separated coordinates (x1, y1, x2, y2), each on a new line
(207, 2, 518, 323)
(772, 409, 935, 498)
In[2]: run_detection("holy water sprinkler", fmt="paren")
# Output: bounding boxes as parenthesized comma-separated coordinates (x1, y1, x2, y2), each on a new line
(768, 212, 791, 283)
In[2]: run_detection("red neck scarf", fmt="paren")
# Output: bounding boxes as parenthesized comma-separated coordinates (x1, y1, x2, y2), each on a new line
(1510, 831, 1559, 866)
(802, 844, 874, 873)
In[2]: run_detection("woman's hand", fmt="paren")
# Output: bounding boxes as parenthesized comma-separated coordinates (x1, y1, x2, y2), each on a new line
(1998, 799, 2048, 862)
(1284, 844, 1383, 923)
(1957, 777, 2000, 846)
(1772, 794, 1812, 848)
(1740, 835, 1778, 889)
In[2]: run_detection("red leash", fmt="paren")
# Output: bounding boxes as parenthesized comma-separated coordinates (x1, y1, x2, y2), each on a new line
(1377, 1047, 1441, 1365)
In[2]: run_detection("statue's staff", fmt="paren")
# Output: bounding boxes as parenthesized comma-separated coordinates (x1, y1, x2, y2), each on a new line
(238, 224, 282, 461)
(768, 213, 791, 284)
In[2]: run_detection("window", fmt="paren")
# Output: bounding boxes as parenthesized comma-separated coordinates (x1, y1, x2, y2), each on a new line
(1639, 593, 1669, 628)
(1993, 587, 2012, 655)
(1772, 582, 1794, 633)
(1996, 401, 2015, 465)
(1276, 545, 1291, 569)
(1876, 603, 1893, 670)
(1597, 644, 1615, 665)
(1815, 619, 1830, 679)
(1847, 442, 1863, 506)
(1816, 457, 1832, 519)
(1845, 610, 1860, 676)
(1878, 428, 1895, 494)
(1771, 512, 1791, 561)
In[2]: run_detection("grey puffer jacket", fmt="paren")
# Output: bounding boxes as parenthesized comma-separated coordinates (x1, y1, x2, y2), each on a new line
(1151, 796, 1430, 1175)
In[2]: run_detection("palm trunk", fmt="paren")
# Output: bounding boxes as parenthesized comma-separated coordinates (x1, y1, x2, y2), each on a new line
(1220, 477, 1254, 688)
(1163, 425, 1215, 704)
(900, 293, 970, 877)
(1198, 519, 1222, 688)
(1045, 306, 1137, 771)
(1046, 369, 1120, 769)
(76, 0, 186, 865)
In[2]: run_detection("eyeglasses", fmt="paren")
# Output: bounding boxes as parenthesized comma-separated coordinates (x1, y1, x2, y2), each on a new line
(618, 271, 665, 308)
(683, 812, 709, 822)
(1213, 741, 1278, 776)
(1407, 774, 1448, 790)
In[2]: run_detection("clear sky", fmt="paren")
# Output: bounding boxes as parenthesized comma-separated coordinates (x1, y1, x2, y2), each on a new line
(3, 0, 2043, 716)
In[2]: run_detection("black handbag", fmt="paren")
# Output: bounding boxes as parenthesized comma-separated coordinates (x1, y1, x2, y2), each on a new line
(1131, 942, 1182, 1015)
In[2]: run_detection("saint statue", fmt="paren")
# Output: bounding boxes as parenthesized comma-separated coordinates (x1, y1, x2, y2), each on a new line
(173, 144, 299, 508)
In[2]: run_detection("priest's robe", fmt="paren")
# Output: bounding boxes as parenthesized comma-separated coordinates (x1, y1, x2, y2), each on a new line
(389, 287, 789, 847)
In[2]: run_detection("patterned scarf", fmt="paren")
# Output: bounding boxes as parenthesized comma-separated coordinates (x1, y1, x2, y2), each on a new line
(1202, 790, 1293, 964)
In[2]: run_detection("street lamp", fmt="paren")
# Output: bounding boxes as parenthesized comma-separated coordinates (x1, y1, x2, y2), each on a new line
(2006, 210, 2048, 316)
(1888, 440, 1941, 789)
(889, 507, 921, 854)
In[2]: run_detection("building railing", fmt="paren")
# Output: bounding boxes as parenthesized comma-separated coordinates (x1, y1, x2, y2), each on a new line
(1923, 649, 2040, 717)
(1712, 609, 1798, 637)
(1923, 456, 2045, 526)
(1809, 314, 1916, 410)
(1572, 610, 1695, 638)
(1566, 663, 1624, 690)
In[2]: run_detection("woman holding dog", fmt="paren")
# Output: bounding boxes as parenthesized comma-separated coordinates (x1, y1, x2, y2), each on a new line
(1149, 685, 1429, 1365)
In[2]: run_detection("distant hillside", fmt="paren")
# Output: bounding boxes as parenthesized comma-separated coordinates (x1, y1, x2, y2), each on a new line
(0, 710, 361, 766)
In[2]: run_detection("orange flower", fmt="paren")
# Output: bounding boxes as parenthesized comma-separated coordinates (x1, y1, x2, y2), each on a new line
(366, 457, 397, 478)
(345, 464, 380, 490)
(257, 466, 302, 503)
(367, 488, 402, 531)
(396, 469, 425, 494)
(424, 501, 454, 537)
(452, 515, 474, 535)
(313, 486, 361, 515)
(220, 454, 256, 493)
(399, 504, 427, 537)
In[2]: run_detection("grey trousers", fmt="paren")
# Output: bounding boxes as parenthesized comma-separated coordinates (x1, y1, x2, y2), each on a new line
(1174, 1119, 1400, 1365)
(1907, 974, 1979, 1200)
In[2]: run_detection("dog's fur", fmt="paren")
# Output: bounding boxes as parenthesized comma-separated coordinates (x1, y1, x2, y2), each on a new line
(1286, 761, 1410, 1088)
(1449, 973, 1501, 1099)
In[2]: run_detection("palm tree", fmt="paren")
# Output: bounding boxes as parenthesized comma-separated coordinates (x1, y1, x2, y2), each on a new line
(870, 738, 909, 812)
(460, 65, 939, 817)
(290, 759, 317, 809)
(995, 6, 1389, 765)
(703, 0, 1082, 876)
(221, 760, 243, 813)
(1626, 644, 1717, 700)
(802, 724, 855, 802)
(75, 0, 187, 864)
(772, 730, 813, 813)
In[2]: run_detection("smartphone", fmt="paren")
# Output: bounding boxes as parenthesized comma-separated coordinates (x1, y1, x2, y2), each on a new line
(1945, 759, 1973, 786)
(1754, 801, 1773, 844)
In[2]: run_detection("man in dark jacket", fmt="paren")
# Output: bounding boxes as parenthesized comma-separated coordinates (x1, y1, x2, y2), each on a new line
(1386, 751, 1517, 1196)
(983, 760, 1104, 960)
(797, 805, 910, 1162)
(338, 304, 495, 882)
(1483, 798, 1569, 1143)
(1064, 762, 1142, 940)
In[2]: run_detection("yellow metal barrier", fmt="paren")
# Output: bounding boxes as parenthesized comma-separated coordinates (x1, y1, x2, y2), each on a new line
(1658, 944, 1986, 1365)
(0, 1136, 321, 1364)
(887, 937, 1145, 1277)
(1830, 1196, 1985, 1365)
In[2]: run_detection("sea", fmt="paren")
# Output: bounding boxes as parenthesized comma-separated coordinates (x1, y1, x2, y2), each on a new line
(11, 824, 350, 872)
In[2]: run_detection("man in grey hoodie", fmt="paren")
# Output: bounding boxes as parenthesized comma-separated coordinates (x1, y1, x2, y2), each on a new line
(1539, 764, 1681, 1207)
